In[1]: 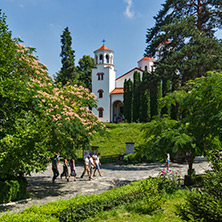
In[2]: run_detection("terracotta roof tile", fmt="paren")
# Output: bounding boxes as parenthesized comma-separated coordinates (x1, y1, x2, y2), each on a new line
(110, 88, 124, 95)
(137, 56, 155, 63)
(96, 44, 112, 51)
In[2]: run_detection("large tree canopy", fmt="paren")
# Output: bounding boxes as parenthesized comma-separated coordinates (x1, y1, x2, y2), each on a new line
(77, 55, 95, 91)
(143, 71, 222, 175)
(145, 0, 222, 86)
(0, 12, 105, 179)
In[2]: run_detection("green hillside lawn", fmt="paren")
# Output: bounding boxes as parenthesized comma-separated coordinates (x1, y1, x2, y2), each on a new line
(90, 123, 145, 156)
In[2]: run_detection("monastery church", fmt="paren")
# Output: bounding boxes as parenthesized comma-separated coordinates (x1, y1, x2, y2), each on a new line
(91, 44, 156, 122)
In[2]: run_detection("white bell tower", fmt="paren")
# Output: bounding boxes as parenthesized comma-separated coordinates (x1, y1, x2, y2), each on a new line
(92, 44, 116, 122)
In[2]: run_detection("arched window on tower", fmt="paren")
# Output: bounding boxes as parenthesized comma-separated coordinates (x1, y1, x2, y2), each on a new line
(97, 107, 104, 118)
(105, 54, 109, 63)
(97, 72, 104, 80)
(97, 89, 104, 98)
(95, 55, 98, 64)
(99, 54, 103, 63)
(145, 65, 148, 71)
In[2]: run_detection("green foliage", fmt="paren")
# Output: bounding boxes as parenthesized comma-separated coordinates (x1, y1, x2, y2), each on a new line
(0, 179, 147, 221)
(123, 70, 162, 123)
(55, 26, 78, 85)
(133, 71, 141, 122)
(140, 71, 151, 122)
(146, 0, 222, 87)
(0, 176, 28, 203)
(0, 12, 105, 179)
(123, 79, 133, 122)
(77, 55, 95, 91)
(0, 177, 185, 221)
(0, 211, 58, 222)
(155, 170, 181, 194)
(83, 190, 189, 222)
(129, 178, 164, 214)
(178, 152, 222, 221)
(139, 71, 222, 176)
(90, 123, 145, 156)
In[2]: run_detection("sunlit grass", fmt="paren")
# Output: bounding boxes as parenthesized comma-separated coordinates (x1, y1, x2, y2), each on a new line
(83, 189, 189, 222)
(90, 123, 145, 156)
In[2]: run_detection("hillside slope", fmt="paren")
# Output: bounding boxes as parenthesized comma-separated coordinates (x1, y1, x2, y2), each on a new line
(90, 123, 145, 156)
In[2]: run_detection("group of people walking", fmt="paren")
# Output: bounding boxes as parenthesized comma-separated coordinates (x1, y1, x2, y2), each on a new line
(52, 153, 102, 183)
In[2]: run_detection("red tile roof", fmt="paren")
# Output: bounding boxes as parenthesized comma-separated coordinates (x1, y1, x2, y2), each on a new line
(96, 44, 112, 51)
(110, 88, 124, 95)
(137, 56, 155, 63)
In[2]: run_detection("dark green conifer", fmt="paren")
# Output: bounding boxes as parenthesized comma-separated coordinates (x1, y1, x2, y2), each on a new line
(55, 27, 78, 86)
(133, 71, 141, 122)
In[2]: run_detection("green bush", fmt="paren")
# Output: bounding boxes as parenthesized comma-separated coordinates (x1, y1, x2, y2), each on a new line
(0, 176, 180, 221)
(126, 178, 164, 214)
(178, 171, 222, 221)
(0, 211, 58, 222)
(0, 178, 156, 222)
(178, 189, 222, 222)
(123, 153, 142, 164)
(0, 176, 28, 203)
(155, 170, 181, 194)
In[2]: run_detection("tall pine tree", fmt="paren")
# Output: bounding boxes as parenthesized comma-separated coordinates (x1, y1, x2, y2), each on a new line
(55, 27, 78, 86)
(145, 0, 222, 87)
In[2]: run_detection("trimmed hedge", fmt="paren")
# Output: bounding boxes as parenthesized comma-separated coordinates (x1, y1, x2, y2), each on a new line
(0, 176, 28, 204)
(0, 178, 155, 222)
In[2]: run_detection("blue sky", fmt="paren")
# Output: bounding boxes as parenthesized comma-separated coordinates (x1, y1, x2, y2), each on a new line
(2, 0, 222, 78)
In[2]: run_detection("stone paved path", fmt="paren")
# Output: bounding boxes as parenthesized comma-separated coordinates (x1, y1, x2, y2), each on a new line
(0, 159, 211, 214)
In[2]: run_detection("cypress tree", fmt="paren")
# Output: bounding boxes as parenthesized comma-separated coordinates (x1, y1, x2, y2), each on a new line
(55, 27, 78, 86)
(123, 79, 129, 121)
(133, 71, 141, 122)
(128, 79, 133, 122)
(140, 71, 150, 122)
(123, 79, 133, 122)
(149, 75, 159, 119)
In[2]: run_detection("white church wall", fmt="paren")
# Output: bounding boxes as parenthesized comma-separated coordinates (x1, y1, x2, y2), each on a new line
(138, 59, 155, 73)
(115, 69, 143, 88)
(108, 66, 116, 93)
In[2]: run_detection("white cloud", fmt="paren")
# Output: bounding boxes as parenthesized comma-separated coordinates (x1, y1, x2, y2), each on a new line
(123, 0, 134, 19)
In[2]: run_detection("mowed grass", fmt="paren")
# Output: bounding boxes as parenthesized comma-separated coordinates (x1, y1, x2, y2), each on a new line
(90, 123, 146, 156)
(83, 189, 188, 222)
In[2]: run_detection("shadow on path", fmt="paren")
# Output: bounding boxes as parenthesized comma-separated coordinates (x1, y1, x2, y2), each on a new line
(26, 176, 72, 199)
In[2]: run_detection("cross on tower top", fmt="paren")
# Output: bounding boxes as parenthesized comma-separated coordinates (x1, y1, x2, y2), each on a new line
(102, 39, 106, 44)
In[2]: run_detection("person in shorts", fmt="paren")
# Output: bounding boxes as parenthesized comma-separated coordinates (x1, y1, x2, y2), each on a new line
(166, 153, 170, 171)
(93, 153, 102, 177)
